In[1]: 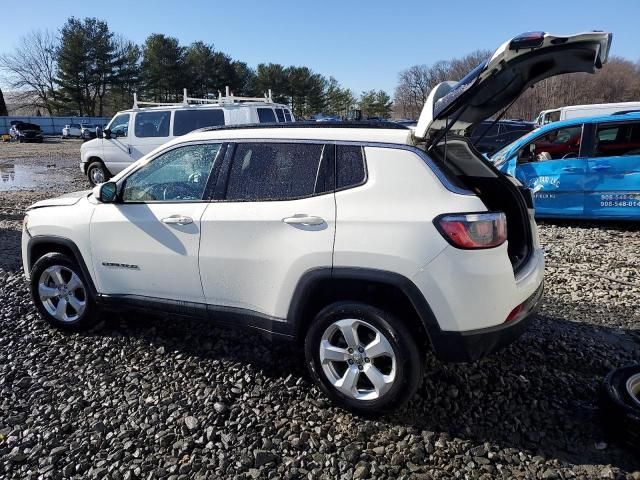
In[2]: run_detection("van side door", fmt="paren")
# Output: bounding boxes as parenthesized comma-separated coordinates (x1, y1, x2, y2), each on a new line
(129, 111, 172, 161)
(585, 120, 640, 219)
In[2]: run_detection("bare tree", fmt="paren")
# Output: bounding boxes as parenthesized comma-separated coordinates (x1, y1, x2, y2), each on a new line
(394, 50, 491, 119)
(0, 30, 59, 115)
(504, 57, 640, 120)
(396, 51, 640, 122)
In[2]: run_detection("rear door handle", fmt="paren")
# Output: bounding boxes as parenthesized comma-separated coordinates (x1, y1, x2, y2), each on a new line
(161, 215, 193, 225)
(592, 164, 611, 171)
(283, 214, 324, 226)
(561, 166, 579, 172)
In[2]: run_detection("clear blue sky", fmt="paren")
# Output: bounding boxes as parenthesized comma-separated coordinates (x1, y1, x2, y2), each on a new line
(1, 0, 638, 95)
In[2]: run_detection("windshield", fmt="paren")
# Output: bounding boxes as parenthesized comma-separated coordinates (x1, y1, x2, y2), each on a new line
(491, 127, 541, 166)
(491, 138, 522, 166)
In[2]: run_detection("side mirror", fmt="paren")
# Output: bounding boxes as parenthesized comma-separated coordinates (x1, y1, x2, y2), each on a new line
(93, 181, 118, 203)
(103, 128, 112, 139)
(95, 126, 102, 138)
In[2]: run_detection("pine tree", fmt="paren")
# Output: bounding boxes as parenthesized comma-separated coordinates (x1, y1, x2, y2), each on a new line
(140, 34, 184, 102)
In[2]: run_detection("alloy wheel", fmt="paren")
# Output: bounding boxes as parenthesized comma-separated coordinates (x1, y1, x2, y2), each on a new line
(38, 265, 87, 323)
(319, 318, 396, 401)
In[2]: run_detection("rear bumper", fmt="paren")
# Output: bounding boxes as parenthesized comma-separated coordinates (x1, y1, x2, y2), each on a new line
(430, 281, 543, 362)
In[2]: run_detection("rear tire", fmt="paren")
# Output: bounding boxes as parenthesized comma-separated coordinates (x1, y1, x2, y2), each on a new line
(87, 160, 109, 186)
(305, 302, 424, 414)
(30, 253, 98, 332)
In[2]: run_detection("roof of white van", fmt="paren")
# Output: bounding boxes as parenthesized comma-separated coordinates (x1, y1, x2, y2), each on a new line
(179, 123, 414, 145)
(118, 102, 291, 113)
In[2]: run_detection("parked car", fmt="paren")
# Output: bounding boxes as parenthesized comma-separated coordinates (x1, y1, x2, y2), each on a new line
(314, 114, 341, 122)
(80, 91, 295, 186)
(23, 30, 611, 413)
(534, 101, 640, 126)
(492, 111, 640, 220)
(393, 119, 418, 127)
(62, 124, 83, 138)
(80, 124, 97, 139)
(466, 119, 535, 154)
(10, 121, 43, 143)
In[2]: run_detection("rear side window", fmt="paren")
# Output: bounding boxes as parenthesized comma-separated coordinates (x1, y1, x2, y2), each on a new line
(275, 108, 285, 122)
(226, 143, 325, 201)
(257, 108, 276, 123)
(135, 111, 170, 138)
(336, 145, 366, 189)
(595, 122, 640, 157)
(284, 110, 293, 122)
(174, 109, 225, 136)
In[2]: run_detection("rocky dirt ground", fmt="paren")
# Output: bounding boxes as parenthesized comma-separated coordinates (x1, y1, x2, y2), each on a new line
(0, 141, 639, 479)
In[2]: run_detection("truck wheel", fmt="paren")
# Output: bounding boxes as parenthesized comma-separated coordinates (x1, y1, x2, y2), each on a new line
(305, 302, 424, 414)
(87, 161, 108, 186)
(30, 252, 97, 332)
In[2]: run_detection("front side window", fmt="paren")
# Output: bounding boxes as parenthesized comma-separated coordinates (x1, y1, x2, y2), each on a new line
(518, 125, 583, 163)
(257, 108, 276, 123)
(595, 122, 640, 157)
(134, 111, 170, 138)
(174, 109, 225, 136)
(337, 145, 366, 189)
(109, 114, 130, 138)
(122, 143, 221, 202)
(226, 143, 324, 201)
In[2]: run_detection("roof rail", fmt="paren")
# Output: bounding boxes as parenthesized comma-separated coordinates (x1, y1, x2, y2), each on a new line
(195, 120, 410, 134)
(132, 86, 274, 109)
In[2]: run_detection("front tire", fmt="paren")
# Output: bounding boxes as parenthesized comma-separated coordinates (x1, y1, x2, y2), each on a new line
(305, 302, 424, 414)
(87, 160, 109, 186)
(30, 252, 97, 331)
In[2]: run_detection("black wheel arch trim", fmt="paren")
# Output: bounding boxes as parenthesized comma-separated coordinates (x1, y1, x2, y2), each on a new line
(27, 235, 98, 296)
(288, 267, 443, 344)
(288, 267, 541, 362)
(86, 157, 113, 177)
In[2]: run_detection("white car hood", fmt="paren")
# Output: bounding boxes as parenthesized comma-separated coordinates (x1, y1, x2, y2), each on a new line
(27, 190, 92, 210)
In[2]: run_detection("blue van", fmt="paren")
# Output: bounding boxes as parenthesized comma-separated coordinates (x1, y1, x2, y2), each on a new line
(491, 112, 640, 220)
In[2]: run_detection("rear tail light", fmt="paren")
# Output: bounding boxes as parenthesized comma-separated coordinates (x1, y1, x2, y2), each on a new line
(435, 212, 507, 249)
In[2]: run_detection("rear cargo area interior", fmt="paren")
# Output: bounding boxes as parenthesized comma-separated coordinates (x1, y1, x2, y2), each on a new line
(425, 137, 533, 272)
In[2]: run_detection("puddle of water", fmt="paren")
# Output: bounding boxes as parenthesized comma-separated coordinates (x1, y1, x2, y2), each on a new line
(0, 163, 65, 191)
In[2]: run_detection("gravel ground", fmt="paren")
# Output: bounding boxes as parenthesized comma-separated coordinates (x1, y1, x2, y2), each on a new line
(1, 144, 639, 479)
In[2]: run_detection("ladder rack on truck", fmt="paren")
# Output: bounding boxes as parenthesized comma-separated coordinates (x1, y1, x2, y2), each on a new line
(132, 87, 274, 109)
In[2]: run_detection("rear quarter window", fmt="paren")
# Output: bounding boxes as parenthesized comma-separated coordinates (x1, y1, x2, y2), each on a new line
(337, 145, 366, 189)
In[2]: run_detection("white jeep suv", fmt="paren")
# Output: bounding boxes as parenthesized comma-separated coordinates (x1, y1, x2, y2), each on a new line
(22, 32, 611, 413)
